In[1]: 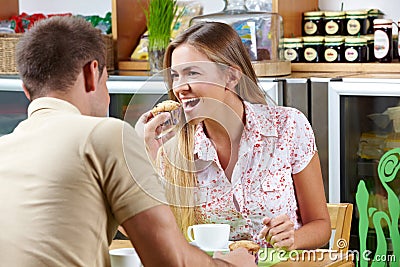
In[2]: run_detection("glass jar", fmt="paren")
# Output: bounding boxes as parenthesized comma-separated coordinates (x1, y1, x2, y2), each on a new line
(324, 36, 344, 63)
(245, 0, 272, 12)
(393, 34, 399, 61)
(302, 11, 324, 36)
(373, 19, 393, 63)
(303, 36, 324, 63)
(366, 9, 382, 34)
(191, 0, 284, 62)
(324, 11, 345, 36)
(398, 20, 400, 61)
(345, 10, 368, 36)
(363, 34, 375, 62)
(283, 37, 303, 62)
(344, 37, 368, 63)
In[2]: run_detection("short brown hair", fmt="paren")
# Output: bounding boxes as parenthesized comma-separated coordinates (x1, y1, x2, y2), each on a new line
(16, 16, 106, 99)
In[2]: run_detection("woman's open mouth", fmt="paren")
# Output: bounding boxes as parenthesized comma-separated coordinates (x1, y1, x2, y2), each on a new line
(182, 98, 201, 111)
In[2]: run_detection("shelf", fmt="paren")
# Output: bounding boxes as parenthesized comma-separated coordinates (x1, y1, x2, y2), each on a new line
(291, 62, 400, 73)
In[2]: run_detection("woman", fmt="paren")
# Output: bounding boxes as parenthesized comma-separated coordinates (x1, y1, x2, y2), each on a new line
(136, 21, 331, 250)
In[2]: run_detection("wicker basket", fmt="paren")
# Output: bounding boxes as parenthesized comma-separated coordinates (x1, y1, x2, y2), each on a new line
(0, 33, 21, 74)
(0, 33, 115, 74)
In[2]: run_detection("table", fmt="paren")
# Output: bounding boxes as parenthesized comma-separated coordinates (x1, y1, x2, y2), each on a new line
(109, 240, 354, 267)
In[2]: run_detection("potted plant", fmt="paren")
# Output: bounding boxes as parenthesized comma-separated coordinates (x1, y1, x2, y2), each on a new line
(144, 0, 181, 74)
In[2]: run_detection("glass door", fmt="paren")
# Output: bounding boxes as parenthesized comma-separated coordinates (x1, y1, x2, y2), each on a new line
(329, 77, 400, 255)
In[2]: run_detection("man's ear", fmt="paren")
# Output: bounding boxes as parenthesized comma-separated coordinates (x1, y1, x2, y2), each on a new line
(82, 60, 99, 93)
(225, 66, 242, 91)
(22, 84, 31, 101)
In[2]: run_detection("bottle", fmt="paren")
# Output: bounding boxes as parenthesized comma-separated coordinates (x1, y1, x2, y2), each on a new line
(396, 20, 400, 61)
(373, 19, 393, 63)
(302, 11, 325, 36)
(345, 10, 368, 36)
(324, 36, 344, 63)
(344, 37, 368, 63)
(303, 36, 325, 63)
(363, 34, 375, 62)
(324, 11, 345, 36)
(283, 37, 303, 62)
(190, 0, 284, 62)
(366, 9, 382, 34)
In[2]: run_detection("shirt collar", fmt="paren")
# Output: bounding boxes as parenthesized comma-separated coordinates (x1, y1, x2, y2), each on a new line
(28, 97, 81, 117)
(193, 101, 278, 161)
(243, 101, 278, 138)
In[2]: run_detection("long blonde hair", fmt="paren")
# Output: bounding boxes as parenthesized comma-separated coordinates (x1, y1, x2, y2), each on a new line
(161, 22, 268, 236)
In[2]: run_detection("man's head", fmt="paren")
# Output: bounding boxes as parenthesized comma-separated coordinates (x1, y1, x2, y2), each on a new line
(15, 16, 106, 100)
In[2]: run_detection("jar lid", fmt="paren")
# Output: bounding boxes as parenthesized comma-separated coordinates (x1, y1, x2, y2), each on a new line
(368, 9, 383, 15)
(303, 36, 325, 43)
(324, 11, 345, 17)
(324, 36, 345, 43)
(373, 19, 392, 25)
(346, 10, 368, 16)
(345, 37, 367, 44)
(283, 37, 303, 43)
(303, 11, 324, 17)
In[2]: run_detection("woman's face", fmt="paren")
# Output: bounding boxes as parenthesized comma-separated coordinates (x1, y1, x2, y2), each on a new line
(170, 44, 233, 124)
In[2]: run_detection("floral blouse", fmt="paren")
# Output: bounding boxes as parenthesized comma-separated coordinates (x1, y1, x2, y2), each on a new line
(191, 101, 317, 246)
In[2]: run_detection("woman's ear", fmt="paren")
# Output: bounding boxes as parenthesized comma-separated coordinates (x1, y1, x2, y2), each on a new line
(225, 66, 242, 91)
(82, 60, 99, 93)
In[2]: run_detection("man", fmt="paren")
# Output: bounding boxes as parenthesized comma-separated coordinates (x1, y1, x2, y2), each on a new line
(0, 16, 255, 267)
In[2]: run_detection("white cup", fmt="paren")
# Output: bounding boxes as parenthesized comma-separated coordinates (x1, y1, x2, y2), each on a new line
(109, 248, 142, 267)
(187, 223, 230, 250)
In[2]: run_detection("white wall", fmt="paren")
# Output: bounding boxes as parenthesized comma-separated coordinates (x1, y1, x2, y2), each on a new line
(19, 0, 224, 16)
(19, 0, 399, 27)
(319, 0, 399, 25)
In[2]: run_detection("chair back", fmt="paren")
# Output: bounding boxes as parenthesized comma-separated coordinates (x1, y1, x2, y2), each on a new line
(327, 203, 353, 252)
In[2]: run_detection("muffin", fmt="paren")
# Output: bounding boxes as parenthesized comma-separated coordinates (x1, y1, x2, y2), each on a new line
(151, 100, 181, 116)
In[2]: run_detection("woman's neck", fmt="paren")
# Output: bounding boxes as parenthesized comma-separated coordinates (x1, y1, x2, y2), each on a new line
(203, 97, 245, 144)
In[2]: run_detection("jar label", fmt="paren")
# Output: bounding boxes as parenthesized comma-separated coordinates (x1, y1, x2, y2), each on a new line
(304, 21, 317, 35)
(304, 47, 317, 61)
(325, 48, 338, 62)
(347, 19, 361, 35)
(284, 48, 298, 61)
(326, 21, 339, 35)
(345, 47, 358, 61)
(374, 30, 389, 59)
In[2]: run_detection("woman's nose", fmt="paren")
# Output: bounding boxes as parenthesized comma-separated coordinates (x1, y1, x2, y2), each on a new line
(173, 83, 191, 94)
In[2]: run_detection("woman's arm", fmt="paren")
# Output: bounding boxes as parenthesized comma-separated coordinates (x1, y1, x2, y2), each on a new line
(291, 152, 331, 250)
(258, 153, 331, 250)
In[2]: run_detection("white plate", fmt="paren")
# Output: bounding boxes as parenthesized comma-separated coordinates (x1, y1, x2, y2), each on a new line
(189, 241, 233, 252)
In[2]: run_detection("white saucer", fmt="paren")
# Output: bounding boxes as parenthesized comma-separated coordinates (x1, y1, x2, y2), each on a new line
(189, 241, 233, 252)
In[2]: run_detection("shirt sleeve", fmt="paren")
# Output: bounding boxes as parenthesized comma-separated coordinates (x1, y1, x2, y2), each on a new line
(84, 118, 167, 225)
(288, 108, 317, 174)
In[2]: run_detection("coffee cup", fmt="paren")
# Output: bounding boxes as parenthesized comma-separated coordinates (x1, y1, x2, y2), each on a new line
(187, 223, 230, 250)
(109, 248, 142, 267)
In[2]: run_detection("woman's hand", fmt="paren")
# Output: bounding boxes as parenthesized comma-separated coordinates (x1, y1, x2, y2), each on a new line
(135, 111, 174, 161)
(258, 214, 295, 250)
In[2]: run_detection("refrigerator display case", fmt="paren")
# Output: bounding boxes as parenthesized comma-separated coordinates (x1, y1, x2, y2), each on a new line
(0, 76, 281, 134)
(107, 75, 281, 124)
(0, 76, 28, 137)
(328, 76, 400, 255)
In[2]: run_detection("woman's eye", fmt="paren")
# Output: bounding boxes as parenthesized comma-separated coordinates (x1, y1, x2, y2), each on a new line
(188, 71, 200, 77)
(170, 73, 179, 80)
